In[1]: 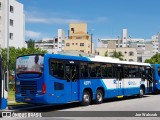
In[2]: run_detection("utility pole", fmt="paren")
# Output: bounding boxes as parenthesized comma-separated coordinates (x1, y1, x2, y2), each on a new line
(7, 0, 9, 90)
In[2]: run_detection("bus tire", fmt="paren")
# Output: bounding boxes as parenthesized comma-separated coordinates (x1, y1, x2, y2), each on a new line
(81, 90, 91, 106)
(139, 87, 144, 98)
(95, 89, 103, 104)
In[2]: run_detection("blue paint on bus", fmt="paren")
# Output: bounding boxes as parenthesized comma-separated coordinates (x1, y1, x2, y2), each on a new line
(151, 64, 160, 92)
(15, 54, 153, 105)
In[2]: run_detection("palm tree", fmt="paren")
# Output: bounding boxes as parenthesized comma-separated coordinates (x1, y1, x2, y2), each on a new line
(104, 50, 108, 57)
(110, 51, 124, 60)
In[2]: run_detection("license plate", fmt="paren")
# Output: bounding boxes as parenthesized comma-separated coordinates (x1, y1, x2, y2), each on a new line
(25, 98, 31, 101)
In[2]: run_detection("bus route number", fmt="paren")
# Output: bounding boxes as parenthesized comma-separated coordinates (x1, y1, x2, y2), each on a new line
(84, 81, 91, 85)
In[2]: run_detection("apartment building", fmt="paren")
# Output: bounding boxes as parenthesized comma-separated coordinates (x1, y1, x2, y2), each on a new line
(0, 0, 25, 48)
(34, 29, 65, 53)
(96, 47, 137, 62)
(64, 23, 94, 54)
(150, 34, 160, 53)
(96, 29, 158, 62)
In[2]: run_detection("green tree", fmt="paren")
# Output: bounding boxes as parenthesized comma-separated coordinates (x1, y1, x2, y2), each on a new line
(26, 39, 35, 48)
(104, 50, 108, 57)
(145, 53, 160, 64)
(110, 51, 124, 60)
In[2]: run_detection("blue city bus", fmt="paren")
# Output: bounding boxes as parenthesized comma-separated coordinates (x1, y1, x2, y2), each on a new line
(15, 54, 153, 105)
(151, 64, 160, 93)
(0, 55, 8, 110)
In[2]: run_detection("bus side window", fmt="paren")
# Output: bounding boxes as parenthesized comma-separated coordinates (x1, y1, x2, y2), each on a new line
(80, 62, 88, 78)
(140, 67, 146, 80)
(124, 65, 129, 78)
(49, 59, 64, 79)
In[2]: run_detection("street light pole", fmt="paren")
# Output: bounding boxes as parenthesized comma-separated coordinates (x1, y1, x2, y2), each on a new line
(7, 0, 9, 89)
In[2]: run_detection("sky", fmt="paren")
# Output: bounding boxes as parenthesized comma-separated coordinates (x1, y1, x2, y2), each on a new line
(18, 0, 160, 44)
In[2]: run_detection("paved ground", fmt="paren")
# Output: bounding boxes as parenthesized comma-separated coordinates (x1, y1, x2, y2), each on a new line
(1, 94, 160, 120)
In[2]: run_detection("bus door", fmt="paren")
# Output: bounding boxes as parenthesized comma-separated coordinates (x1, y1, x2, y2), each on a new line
(65, 62, 79, 101)
(115, 65, 124, 96)
(146, 66, 153, 93)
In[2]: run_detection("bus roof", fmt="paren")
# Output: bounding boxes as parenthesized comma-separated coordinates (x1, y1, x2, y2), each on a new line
(45, 54, 151, 67)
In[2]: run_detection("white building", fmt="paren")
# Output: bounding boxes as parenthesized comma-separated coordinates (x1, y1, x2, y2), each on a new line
(151, 34, 160, 53)
(35, 29, 66, 53)
(0, 0, 25, 48)
(96, 29, 154, 62)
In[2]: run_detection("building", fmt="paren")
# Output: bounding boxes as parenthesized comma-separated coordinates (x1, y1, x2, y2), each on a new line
(64, 23, 94, 54)
(0, 0, 25, 48)
(34, 29, 65, 53)
(96, 29, 153, 62)
(96, 47, 137, 62)
(150, 34, 160, 54)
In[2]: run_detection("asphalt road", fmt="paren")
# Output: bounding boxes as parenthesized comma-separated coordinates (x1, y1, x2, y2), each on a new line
(2, 94, 160, 120)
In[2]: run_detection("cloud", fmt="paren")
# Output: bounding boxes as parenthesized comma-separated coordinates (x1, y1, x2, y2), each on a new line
(25, 11, 108, 24)
(25, 30, 41, 39)
(26, 16, 84, 24)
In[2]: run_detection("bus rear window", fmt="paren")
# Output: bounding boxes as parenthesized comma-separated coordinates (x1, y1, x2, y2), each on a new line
(16, 55, 44, 74)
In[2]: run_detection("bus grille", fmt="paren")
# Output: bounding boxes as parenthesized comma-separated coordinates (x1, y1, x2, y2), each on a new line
(20, 81, 37, 96)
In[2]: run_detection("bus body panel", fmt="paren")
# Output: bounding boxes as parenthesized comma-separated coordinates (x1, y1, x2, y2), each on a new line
(151, 64, 160, 92)
(15, 54, 152, 105)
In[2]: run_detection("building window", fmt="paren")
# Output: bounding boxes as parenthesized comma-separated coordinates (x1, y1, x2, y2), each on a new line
(129, 59, 133, 61)
(80, 50, 84, 52)
(129, 51, 134, 56)
(71, 28, 74, 33)
(9, 33, 13, 40)
(66, 43, 70, 46)
(10, 19, 13, 26)
(76, 37, 82, 39)
(0, 2, 1, 10)
(80, 43, 84, 46)
(76, 43, 78, 45)
(72, 43, 74, 45)
(10, 6, 14, 13)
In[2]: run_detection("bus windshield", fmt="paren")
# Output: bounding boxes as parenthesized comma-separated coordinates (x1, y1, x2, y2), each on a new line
(16, 55, 44, 74)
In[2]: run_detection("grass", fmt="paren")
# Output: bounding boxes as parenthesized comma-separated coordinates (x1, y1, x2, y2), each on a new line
(8, 90, 26, 106)
(8, 90, 15, 101)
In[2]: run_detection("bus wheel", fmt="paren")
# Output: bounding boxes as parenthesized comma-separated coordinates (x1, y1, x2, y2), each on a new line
(81, 90, 91, 106)
(95, 89, 103, 104)
(139, 88, 144, 98)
